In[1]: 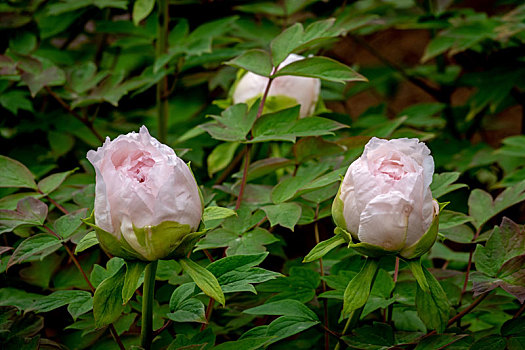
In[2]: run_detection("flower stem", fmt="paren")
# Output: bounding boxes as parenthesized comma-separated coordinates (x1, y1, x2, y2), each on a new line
(334, 307, 363, 350)
(156, 0, 169, 143)
(235, 77, 274, 210)
(141, 260, 158, 350)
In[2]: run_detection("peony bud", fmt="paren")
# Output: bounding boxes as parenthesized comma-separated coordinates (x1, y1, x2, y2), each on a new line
(332, 137, 440, 259)
(232, 53, 321, 118)
(84, 126, 203, 261)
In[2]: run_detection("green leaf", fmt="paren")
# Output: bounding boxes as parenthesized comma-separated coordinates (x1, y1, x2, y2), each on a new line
(7, 233, 62, 268)
(439, 210, 474, 229)
(342, 323, 395, 349)
(271, 23, 303, 66)
(0, 288, 42, 310)
(265, 316, 319, 345)
(204, 253, 279, 294)
(37, 169, 76, 194)
(0, 198, 48, 234)
(415, 266, 450, 333)
(54, 209, 87, 240)
(271, 163, 330, 203)
(180, 258, 225, 306)
(132, 0, 155, 25)
(244, 299, 319, 321)
(93, 265, 126, 328)
(203, 206, 237, 227)
(343, 258, 380, 317)
(167, 283, 206, 323)
(47, 0, 128, 15)
(75, 231, 98, 254)
(257, 266, 319, 303)
(468, 180, 525, 230)
(122, 260, 147, 304)
(200, 103, 257, 142)
(214, 337, 274, 350)
(0, 155, 37, 189)
(226, 49, 273, 77)
(430, 172, 467, 199)
(303, 234, 346, 263)
(407, 259, 430, 293)
(261, 203, 302, 231)
(207, 142, 239, 177)
(474, 218, 525, 277)
(28, 290, 91, 316)
(272, 56, 367, 83)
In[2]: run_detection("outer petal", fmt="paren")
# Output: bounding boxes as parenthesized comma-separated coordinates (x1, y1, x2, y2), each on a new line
(357, 192, 413, 251)
(154, 157, 202, 230)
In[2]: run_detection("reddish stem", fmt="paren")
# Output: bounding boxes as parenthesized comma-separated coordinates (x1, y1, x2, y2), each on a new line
(459, 227, 482, 305)
(39, 190, 69, 215)
(201, 298, 215, 331)
(234, 77, 274, 210)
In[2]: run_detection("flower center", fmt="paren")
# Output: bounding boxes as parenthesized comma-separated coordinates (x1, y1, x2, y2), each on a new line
(378, 158, 406, 181)
(112, 148, 155, 183)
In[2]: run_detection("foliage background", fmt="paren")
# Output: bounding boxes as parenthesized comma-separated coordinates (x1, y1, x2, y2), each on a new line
(1, 0, 525, 349)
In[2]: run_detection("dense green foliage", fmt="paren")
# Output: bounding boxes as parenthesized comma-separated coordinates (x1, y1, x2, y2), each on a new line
(1, 0, 525, 349)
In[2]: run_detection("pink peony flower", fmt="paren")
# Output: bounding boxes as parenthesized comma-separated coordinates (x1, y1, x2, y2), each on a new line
(86, 126, 203, 261)
(333, 137, 439, 255)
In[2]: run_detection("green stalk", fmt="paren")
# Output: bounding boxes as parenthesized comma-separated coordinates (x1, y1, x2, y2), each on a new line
(140, 260, 158, 350)
(156, 0, 169, 143)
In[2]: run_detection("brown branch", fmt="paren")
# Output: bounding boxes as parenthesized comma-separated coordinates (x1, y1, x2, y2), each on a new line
(513, 302, 525, 319)
(45, 86, 104, 142)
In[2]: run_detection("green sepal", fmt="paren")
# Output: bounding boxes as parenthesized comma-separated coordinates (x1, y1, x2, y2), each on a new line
(331, 185, 348, 234)
(82, 211, 146, 261)
(132, 221, 194, 261)
(163, 230, 206, 260)
(400, 201, 447, 259)
(334, 226, 352, 244)
(347, 241, 400, 258)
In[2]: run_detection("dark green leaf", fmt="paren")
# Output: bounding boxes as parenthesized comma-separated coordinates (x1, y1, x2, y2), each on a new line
(93, 265, 125, 328)
(0, 198, 48, 234)
(244, 299, 318, 321)
(7, 233, 62, 268)
(343, 258, 379, 317)
(0, 155, 37, 189)
(54, 209, 87, 239)
(273, 56, 367, 83)
(430, 172, 467, 199)
(122, 260, 146, 304)
(226, 49, 273, 77)
(261, 203, 302, 231)
(37, 169, 76, 194)
(415, 266, 450, 333)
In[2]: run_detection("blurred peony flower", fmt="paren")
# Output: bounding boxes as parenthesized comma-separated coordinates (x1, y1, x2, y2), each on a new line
(85, 126, 203, 261)
(332, 137, 440, 259)
(232, 53, 321, 118)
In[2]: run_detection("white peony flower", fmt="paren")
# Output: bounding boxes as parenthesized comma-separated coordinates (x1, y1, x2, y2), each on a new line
(232, 54, 321, 118)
